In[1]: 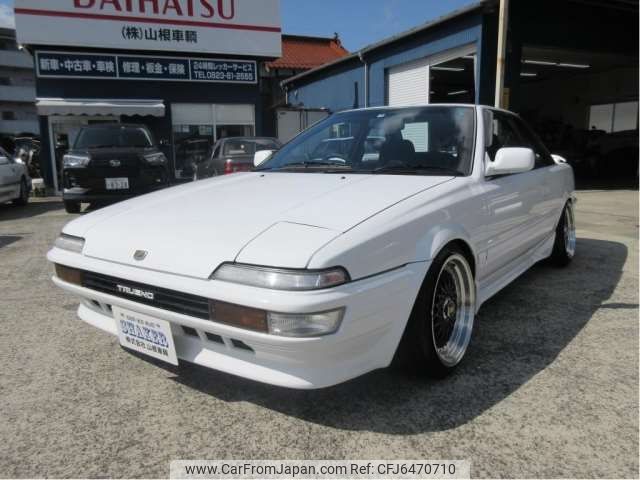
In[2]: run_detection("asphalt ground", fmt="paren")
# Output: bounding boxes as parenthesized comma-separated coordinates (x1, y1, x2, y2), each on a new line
(0, 188, 637, 478)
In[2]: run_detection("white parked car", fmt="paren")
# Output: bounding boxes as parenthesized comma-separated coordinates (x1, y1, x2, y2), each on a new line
(0, 147, 30, 206)
(48, 105, 576, 389)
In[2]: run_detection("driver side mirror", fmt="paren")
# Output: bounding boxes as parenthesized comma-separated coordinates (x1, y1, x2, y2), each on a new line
(254, 149, 274, 167)
(485, 147, 535, 176)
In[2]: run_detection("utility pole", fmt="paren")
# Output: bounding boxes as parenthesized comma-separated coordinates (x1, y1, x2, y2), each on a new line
(494, 0, 509, 108)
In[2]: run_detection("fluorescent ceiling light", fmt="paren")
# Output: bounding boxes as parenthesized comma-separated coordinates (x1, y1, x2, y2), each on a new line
(557, 62, 590, 68)
(431, 66, 464, 72)
(523, 59, 590, 69)
(447, 90, 468, 96)
(523, 59, 556, 66)
(520, 72, 537, 77)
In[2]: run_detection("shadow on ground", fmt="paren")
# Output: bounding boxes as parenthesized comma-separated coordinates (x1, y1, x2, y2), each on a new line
(0, 235, 22, 249)
(0, 200, 63, 221)
(160, 237, 629, 434)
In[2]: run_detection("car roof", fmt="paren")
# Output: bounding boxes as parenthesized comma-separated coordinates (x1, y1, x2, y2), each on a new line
(221, 137, 279, 142)
(78, 123, 149, 130)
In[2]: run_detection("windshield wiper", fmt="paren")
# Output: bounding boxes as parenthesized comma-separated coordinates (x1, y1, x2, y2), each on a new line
(270, 160, 352, 170)
(372, 165, 464, 176)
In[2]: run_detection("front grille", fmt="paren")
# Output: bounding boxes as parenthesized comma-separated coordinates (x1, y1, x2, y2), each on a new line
(82, 271, 210, 320)
(90, 155, 141, 168)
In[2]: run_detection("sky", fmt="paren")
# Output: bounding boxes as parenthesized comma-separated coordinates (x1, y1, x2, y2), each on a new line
(0, 0, 475, 51)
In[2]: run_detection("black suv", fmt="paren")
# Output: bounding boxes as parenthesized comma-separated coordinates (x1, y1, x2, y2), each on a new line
(62, 124, 169, 213)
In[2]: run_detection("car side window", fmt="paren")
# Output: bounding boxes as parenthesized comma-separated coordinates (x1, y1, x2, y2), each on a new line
(486, 112, 523, 161)
(511, 116, 556, 168)
(0, 147, 9, 164)
(212, 144, 221, 159)
(486, 111, 553, 169)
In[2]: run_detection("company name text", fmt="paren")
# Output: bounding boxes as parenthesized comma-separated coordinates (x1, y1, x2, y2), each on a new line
(73, 0, 236, 19)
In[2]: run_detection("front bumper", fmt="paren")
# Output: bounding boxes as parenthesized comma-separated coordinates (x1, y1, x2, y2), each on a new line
(62, 187, 167, 203)
(48, 247, 428, 389)
(62, 167, 169, 203)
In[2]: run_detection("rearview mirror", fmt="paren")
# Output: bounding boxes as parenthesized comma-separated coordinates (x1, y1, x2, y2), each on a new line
(485, 147, 535, 176)
(254, 150, 274, 167)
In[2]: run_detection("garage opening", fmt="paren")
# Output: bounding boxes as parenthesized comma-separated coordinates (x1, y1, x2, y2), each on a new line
(517, 46, 638, 183)
(387, 45, 476, 107)
(429, 54, 476, 104)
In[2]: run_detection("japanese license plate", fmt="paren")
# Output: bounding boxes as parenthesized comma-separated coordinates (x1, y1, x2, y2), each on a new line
(105, 177, 129, 190)
(114, 306, 178, 365)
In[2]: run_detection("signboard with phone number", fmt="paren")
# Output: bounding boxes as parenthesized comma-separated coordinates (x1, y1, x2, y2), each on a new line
(36, 51, 257, 84)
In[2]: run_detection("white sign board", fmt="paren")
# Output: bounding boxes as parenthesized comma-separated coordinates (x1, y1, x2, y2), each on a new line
(15, 0, 281, 58)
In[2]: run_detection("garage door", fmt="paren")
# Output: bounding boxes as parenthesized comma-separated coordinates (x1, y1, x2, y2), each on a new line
(387, 58, 429, 107)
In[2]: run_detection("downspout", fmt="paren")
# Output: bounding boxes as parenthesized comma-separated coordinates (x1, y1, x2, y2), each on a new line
(358, 51, 368, 108)
(494, 0, 509, 108)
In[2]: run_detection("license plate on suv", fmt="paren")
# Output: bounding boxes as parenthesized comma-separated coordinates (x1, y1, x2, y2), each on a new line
(105, 177, 129, 190)
(114, 306, 178, 365)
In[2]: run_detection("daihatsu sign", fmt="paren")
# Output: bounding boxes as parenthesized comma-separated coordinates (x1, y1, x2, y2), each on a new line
(15, 0, 281, 57)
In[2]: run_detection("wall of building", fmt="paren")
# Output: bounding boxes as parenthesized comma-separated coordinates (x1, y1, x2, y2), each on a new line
(0, 29, 38, 135)
(366, 11, 483, 107)
(34, 48, 263, 188)
(284, 8, 485, 112)
(287, 59, 364, 112)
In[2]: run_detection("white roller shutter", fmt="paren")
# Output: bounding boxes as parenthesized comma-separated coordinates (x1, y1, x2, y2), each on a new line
(171, 104, 212, 125)
(387, 58, 429, 107)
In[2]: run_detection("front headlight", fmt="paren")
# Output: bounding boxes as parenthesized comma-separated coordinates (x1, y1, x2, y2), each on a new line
(54, 234, 85, 253)
(63, 154, 90, 168)
(144, 152, 167, 165)
(211, 263, 350, 290)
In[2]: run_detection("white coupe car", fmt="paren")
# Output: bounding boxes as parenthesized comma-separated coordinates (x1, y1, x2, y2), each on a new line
(0, 146, 30, 206)
(48, 105, 576, 389)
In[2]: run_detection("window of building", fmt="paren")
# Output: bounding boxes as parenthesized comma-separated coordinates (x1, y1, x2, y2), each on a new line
(589, 101, 639, 133)
(171, 103, 255, 180)
(2, 111, 16, 120)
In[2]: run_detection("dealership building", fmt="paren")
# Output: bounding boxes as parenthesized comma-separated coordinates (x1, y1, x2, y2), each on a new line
(15, 0, 281, 191)
(283, 0, 638, 182)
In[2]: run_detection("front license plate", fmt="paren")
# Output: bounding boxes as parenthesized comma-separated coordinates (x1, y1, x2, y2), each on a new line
(114, 306, 178, 365)
(105, 177, 129, 190)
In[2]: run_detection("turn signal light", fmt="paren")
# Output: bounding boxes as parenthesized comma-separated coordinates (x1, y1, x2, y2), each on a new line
(209, 300, 268, 333)
(55, 264, 83, 285)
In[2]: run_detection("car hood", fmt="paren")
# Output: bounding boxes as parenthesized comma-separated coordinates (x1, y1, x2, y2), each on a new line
(67, 172, 453, 279)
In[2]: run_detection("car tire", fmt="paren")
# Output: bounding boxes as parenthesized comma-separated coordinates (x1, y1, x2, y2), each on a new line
(550, 201, 576, 267)
(64, 200, 81, 214)
(12, 178, 28, 206)
(396, 244, 476, 378)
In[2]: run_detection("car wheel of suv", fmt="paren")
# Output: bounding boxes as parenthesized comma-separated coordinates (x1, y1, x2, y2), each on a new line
(12, 178, 28, 206)
(64, 200, 81, 214)
(550, 201, 576, 267)
(397, 244, 476, 378)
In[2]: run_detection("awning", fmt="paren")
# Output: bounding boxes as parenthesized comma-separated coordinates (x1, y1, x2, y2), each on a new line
(36, 98, 165, 117)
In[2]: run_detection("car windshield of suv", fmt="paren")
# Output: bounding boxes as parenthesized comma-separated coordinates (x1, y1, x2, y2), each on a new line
(223, 139, 279, 156)
(258, 106, 475, 175)
(74, 126, 153, 149)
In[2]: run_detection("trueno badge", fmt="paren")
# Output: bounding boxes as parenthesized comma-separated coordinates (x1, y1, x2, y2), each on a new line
(133, 250, 148, 261)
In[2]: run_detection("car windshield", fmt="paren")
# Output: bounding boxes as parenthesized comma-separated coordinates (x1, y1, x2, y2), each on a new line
(223, 139, 279, 156)
(74, 126, 154, 149)
(258, 106, 475, 175)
